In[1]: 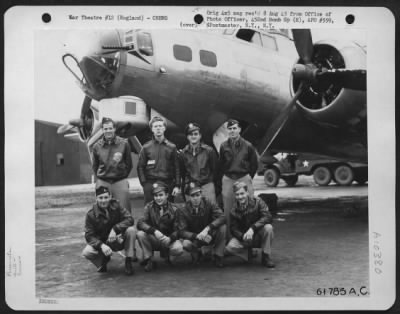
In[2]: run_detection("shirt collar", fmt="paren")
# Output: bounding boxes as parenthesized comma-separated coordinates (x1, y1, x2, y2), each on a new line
(189, 198, 205, 215)
(93, 203, 110, 219)
(153, 136, 167, 144)
(228, 136, 242, 147)
(235, 196, 253, 212)
(183, 143, 205, 154)
(154, 201, 170, 214)
(100, 135, 118, 146)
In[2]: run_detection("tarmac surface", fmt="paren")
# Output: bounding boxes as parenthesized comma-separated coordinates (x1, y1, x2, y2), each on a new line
(36, 176, 369, 298)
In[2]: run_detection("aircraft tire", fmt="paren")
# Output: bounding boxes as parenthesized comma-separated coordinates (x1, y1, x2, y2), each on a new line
(333, 165, 354, 186)
(283, 175, 298, 187)
(264, 168, 280, 187)
(313, 166, 331, 186)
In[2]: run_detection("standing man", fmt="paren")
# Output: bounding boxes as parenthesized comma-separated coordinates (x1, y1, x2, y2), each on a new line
(92, 117, 133, 214)
(219, 119, 258, 236)
(225, 182, 275, 268)
(181, 123, 219, 203)
(178, 182, 226, 267)
(82, 186, 137, 275)
(137, 116, 181, 204)
(137, 182, 183, 272)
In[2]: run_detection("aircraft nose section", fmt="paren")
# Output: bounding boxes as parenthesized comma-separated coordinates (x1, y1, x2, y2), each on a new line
(63, 30, 122, 100)
(79, 54, 119, 99)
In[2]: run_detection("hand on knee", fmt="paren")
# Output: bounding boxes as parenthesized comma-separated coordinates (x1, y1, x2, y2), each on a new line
(263, 224, 273, 233)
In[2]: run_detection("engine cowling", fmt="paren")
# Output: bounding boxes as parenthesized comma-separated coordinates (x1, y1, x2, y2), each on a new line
(290, 40, 366, 126)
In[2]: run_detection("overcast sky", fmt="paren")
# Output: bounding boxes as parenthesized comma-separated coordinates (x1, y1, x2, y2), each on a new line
(34, 28, 366, 125)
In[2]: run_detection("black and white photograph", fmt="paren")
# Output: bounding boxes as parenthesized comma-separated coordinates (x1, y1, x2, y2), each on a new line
(4, 6, 396, 311)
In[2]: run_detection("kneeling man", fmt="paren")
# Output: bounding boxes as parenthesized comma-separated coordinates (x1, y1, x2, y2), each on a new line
(178, 182, 226, 267)
(225, 182, 275, 268)
(137, 182, 183, 272)
(82, 186, 136, 275)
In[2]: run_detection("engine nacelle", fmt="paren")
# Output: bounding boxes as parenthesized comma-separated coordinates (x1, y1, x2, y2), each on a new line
(82, 96, 180, 149)
(98, 96, 149, 134)
(290, 40, 366, 126)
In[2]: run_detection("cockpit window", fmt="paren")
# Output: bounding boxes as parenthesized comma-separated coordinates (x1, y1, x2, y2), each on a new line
(173, 45, 192, 62)
(237, 29, 276, 49)
(125, 30, 134, 44)
(261, 34, 278, 51)
(223, 29, 235, 35)
(236, 29, 262, 46)
(137, 32, 153, 56)
(250, 32, 262, 46)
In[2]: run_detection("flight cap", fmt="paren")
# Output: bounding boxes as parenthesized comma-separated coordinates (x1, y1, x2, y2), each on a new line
(187, 182, 202, 195)
(185, 122, 201, 135)
(226, 119, 240, 128)
(152, 181, 168, 195)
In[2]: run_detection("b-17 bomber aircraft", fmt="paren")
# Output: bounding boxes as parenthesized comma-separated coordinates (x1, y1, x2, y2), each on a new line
(58, 28, 367, 173)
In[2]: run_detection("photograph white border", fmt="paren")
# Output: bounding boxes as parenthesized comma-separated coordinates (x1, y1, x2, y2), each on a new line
(4, 5, 396, 310)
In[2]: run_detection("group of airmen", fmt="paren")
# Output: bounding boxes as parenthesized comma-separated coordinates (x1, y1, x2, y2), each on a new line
(82, 116, 275, 276)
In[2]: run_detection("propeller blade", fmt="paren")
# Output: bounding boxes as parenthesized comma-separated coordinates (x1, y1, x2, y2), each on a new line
(317, 69, 366, 91)
(57, 124, 76, 134)
(81, 95, 92, 118)
(259, 83, 305, 157)
(292, 29, 314, 64)
(69, 118, 84, 128)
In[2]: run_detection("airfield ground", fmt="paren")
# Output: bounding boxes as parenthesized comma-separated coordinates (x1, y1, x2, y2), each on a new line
(36, 176, 368, 298)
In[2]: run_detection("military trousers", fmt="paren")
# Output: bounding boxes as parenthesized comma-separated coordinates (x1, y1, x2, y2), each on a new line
(136, 230, 184, 260)
(225, 224, 274, 261)
(82, 226, 136, 269)
(182, 225, 226, 257)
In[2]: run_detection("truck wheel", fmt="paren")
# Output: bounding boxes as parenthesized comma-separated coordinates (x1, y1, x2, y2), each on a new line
(334, 165, 354, 186)
(264, 168, 280, 187)
(313, 166, 331, 186)
(283, 175, 298, 187)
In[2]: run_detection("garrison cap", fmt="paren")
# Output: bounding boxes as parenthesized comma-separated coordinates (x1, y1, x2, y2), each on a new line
(233, 181, 248, 192)
(226, 119, 240, 128)
(96, 186, 110, 196)
(101, 117, 115, 126)
(185, 122, 201, 135)
(152, 181, 168, 195)
(186, 182, 202, 195)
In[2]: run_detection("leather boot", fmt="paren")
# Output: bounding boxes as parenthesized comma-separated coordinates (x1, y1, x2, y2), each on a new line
(214, 255, 225, 268)
(132, 249, 138, 263)
(97, 255, 110, 273)
(125, 257, 134, 275)
(144, 258, 154, 272)
(190, 250, 202, 265)
(261, 252, 275, 268)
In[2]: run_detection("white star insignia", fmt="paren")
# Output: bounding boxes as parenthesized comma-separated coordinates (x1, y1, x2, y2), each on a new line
(302, 160, 309, 167)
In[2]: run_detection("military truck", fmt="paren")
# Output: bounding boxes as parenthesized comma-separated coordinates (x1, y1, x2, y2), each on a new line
(258, 153, 368, 187)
